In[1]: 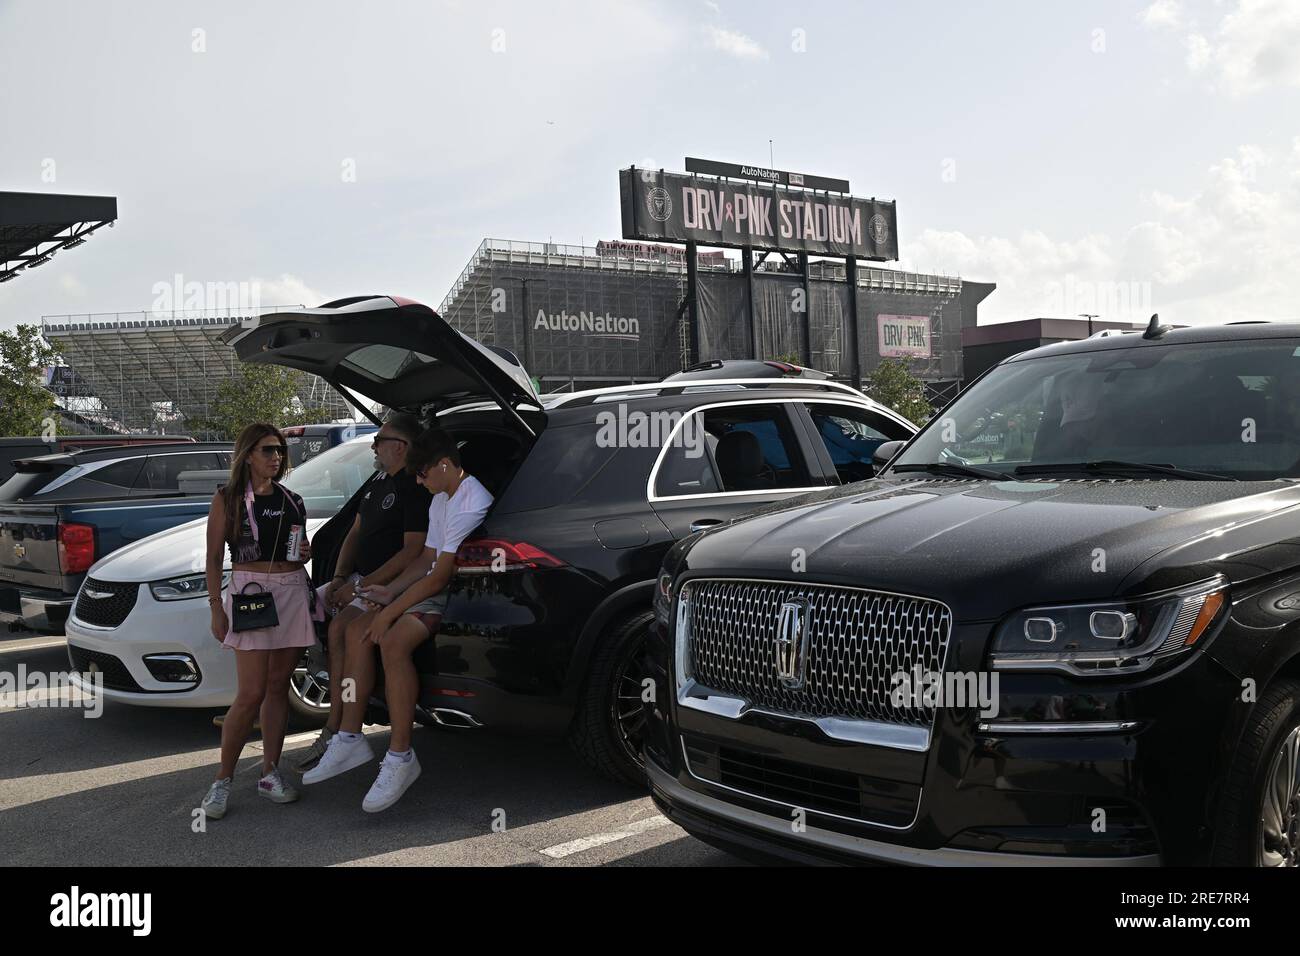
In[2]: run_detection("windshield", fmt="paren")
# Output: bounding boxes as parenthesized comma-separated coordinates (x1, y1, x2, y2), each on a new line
(282, 438, 379, 517)
(894, 338, 1300, 481)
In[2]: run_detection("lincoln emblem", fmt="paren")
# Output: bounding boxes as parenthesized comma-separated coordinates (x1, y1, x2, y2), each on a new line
(775, 598, 811, 689)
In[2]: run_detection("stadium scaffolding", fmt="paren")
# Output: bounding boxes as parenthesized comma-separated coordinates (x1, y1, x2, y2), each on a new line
(40, 309, 352, 435)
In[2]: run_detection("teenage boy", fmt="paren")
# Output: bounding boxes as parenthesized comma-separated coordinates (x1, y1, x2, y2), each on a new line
(302, 429, 493, 812)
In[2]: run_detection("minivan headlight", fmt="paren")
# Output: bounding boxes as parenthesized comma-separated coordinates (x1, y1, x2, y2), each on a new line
(989, 577, 1228, 676)
(149, 571, 231, 602)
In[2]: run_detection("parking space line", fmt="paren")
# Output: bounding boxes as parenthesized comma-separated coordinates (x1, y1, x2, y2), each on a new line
(538, 814, 673, 858)
(0, 637, 68, 654)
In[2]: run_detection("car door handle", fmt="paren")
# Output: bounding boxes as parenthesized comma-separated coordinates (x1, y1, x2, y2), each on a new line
(689, 518, 724, 534)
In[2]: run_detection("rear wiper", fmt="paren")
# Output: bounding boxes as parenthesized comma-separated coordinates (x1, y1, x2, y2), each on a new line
(893, 462, 1013, 480)
(1015, 460, 1238, 481)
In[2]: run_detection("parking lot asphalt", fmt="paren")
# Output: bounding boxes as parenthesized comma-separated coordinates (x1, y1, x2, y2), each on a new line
(0, 634, 745, 867)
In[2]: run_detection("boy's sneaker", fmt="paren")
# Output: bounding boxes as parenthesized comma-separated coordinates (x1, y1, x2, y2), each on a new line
(201, 776, 232, 819)
(293, 727, 336, 773)
(257, 766, 300, 804)
(362, 751, 422, 813)
(302, 732, 374, 785)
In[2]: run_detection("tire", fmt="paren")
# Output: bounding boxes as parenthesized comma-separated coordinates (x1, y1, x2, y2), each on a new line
(568, 610, 655, 789)
(286, 646, 331, 729)
(1212, 677, 1300, 866)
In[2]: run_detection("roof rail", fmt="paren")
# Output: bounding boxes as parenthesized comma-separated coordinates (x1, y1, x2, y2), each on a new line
(542, 378, 867, 408)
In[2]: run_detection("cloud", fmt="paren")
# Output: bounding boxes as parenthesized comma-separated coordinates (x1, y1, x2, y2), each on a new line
(905, 143, 1300, 325)
(254, 273, 327, 308)
(704, 25, 768, 60)
(58, 273, 86, 297)
(1140, 0, 1184, 29)
(1145, 0, 1300, 93)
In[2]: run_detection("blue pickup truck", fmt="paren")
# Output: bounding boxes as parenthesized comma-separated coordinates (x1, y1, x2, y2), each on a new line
(0, 442, 233, 633)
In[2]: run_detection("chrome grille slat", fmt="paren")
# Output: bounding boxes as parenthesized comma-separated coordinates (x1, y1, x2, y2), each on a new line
(684, 579, 952, 727)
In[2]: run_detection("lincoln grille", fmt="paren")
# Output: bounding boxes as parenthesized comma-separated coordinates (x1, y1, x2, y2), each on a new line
(682, 579, 952, 727)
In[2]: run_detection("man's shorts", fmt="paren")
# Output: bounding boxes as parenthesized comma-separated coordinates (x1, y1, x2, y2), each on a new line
(315, 584, 372, 618)
(403, 592, 448, 638)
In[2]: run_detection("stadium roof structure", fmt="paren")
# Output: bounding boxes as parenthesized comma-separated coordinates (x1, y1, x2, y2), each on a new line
(0, 191, 118, 283)
(41, 310, 351, 434)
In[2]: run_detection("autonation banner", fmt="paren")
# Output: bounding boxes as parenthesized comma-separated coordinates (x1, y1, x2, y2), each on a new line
(620, 168, 898, 261)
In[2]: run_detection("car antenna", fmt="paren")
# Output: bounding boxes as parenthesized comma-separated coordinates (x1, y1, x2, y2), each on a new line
(1142, 313, 1169, 340)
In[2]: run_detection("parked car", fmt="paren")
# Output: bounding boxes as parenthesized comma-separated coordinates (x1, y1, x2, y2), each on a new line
(216, 295, 916, 784)
(65, 435, 379, 721)
(0, 434, 195, 485)
(0, 443, 233, 633)
(283, 422, 377, 466)
(645, 319, 1300, 866)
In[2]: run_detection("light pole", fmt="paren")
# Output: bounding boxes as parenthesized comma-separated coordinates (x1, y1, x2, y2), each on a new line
(1079, 312, 1099, 336)
(502, 275, 548, 375)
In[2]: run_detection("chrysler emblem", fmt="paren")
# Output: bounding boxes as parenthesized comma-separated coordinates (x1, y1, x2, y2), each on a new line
(775, 598, 811, 689)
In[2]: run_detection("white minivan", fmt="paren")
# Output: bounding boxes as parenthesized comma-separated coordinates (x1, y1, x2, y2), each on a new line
(66, 435, 380, 721)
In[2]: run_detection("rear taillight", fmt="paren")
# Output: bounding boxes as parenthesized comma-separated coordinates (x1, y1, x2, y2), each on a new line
(455, 538, 566, 574)
(58, 523, 96, 575)
(764, 360, 798, 373)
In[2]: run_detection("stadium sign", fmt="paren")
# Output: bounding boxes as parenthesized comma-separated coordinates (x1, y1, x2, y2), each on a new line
(534, 308, 641, 341)
(877, 314, 931, 358)
(620, 168, 897, 261)
(685, 157, 851, 193)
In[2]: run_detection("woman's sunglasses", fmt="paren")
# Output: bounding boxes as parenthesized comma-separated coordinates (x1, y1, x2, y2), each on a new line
(255, 445, 288, 458)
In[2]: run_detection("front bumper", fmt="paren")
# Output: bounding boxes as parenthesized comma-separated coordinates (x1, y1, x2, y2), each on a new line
(65, 582, 237, 707)
(649, 759, 1160, 866)
(0, 585, 73, 634)
(646, 619, 1246, 866)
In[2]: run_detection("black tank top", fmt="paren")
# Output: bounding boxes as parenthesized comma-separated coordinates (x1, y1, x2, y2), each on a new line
(250, 489, 295, 562)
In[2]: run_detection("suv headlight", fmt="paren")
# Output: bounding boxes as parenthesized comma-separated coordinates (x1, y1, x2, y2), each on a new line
(149, 571, 231, 602)
(989, 577, 1228, 676)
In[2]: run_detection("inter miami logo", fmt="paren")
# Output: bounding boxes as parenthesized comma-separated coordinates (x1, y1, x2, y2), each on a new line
(646, 186, 672, 222)
(869, 213, 889, 247)
(381, 493, 396, 510)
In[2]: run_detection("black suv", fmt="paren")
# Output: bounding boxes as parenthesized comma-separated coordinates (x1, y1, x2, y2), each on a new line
(646, 320, 1300, 866)
(227, 296, 916, 784)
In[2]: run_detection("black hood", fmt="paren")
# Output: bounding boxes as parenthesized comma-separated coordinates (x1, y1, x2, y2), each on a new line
(680, 476, 1300, 621)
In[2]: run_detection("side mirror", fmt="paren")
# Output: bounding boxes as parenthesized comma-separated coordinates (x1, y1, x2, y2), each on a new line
(872, 440, 905, 473)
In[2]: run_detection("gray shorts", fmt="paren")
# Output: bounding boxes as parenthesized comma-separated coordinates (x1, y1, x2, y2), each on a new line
(404, 591, 448, 638)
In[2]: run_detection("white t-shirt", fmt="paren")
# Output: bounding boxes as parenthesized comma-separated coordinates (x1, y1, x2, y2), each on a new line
(424, 474, 493, 562)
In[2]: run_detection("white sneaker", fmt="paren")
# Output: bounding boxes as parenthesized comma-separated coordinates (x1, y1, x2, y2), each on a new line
(202, 776, 232, 819)
(301, 732, 374, 785)
(293, 727, 336, 773)
(362, 751, 421, 813)
(257, 765, 300, 804)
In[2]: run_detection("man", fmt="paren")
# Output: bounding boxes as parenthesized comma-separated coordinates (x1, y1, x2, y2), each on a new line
(302, 428, 492, 812)
(292, 412, 429, 772)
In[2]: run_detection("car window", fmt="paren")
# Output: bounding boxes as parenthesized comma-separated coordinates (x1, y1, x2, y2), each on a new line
(138, 453, 224, 491)
(655, 404, 817, 496)
(805, 402, 912, 484)
(89, 458, 146, 490)
(282, 439, 380, 517)
(896, 338, 1300, 480)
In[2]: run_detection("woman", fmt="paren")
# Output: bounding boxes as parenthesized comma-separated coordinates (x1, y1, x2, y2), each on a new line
(200, 422, 317, 819)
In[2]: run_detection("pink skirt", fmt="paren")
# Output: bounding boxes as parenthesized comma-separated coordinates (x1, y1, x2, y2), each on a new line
(222, 568, 318, 651)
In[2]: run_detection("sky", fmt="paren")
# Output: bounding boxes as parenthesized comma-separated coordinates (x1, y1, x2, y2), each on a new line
(2, 0, 1298, 330)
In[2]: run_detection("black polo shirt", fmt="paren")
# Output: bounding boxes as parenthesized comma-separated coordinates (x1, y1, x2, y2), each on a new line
(352, 470, 431, 576)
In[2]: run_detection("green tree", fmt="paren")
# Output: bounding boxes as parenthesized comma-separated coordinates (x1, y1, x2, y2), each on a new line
(865, 359, 933, 425)
(0, 324, 61, 437)
(194, 364, 330, 440)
